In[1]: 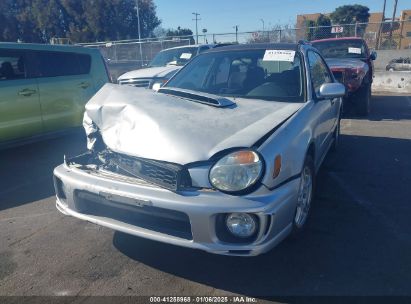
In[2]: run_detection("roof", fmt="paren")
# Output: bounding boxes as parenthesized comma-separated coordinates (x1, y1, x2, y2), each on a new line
(161, 44, 215, 51)
(0, 42, 98, 53)
(207, 43, 299, 53)
(311, 37, 365, 43)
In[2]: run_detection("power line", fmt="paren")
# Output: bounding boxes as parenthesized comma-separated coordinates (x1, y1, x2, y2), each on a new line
(192, 12, 201, 44)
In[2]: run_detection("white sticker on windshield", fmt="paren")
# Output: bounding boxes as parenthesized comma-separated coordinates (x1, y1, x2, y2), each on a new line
(263, 50, 296, 62)
(180, 53, 192, 59)
(348, 47, 362, 54)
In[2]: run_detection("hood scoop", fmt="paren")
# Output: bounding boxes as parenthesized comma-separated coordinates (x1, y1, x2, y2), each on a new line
(158, 87, 235, 108)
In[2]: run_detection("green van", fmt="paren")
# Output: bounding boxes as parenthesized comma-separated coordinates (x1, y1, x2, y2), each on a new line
(0, 43, 110, 147)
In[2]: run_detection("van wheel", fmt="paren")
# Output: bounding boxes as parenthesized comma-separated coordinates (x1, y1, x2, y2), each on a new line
(291, 155, 315, 236)
(354, 83, 371, 117)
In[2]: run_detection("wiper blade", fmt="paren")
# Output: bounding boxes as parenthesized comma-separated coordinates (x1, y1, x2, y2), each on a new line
(158, 87, 236, 108)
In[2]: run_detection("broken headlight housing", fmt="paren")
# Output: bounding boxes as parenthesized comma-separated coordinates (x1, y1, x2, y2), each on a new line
(83, 112, 103, 151)
(209, 150, 264, 194)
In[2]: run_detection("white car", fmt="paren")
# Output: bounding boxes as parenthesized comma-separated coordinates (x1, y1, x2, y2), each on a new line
(117, 44, 216, 90)
(54, 42, 345, 256)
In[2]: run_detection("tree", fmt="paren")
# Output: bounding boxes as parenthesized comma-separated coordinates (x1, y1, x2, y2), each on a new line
(0, 0, 161, 43)
(314, 14, 332, 40)
(305, 20, 316, 41)
(330, 5, 370, 37)
(0, 0, 19, 42)
(330, 5, 370, 24)
(166, 27, 195, 44)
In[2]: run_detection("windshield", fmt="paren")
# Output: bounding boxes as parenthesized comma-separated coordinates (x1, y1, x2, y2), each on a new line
(164, 49, 305, 103)
(148, 47, 198, 67)
(312, 39, 367, 59)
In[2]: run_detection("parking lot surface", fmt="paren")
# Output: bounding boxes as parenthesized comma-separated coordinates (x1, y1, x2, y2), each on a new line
(0, 94, 410, 298)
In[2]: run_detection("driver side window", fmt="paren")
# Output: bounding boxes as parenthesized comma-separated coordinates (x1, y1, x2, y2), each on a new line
(308, 51, 332, 98)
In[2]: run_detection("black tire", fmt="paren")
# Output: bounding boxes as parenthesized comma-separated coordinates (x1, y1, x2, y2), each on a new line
(291, 155, 315, 237)
(354, 83, 371, 117)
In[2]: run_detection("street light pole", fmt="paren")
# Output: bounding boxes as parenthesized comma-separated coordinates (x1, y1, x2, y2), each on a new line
(233, 25, 239, 43)
(260, 19, 265, 32)
(192, 12, 201, 44)
(135, 0, 144, 67)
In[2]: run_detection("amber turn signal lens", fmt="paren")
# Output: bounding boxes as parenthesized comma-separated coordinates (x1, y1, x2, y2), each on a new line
(273, 155, 282, 179)
(234, 151, 258, 164)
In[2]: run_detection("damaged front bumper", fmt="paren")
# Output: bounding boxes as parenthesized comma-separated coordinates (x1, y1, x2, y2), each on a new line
(53, 152, 300, 256)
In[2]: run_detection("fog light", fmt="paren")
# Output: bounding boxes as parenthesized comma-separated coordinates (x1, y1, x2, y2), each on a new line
(226, 213, 257, 238)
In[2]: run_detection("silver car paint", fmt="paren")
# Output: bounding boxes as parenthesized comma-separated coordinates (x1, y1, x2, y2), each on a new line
(53, 44, 342, 256)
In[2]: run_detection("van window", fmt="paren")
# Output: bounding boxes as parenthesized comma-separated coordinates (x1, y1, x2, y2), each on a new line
(34, 51, 91, 77)
(0, 50, 26, 81)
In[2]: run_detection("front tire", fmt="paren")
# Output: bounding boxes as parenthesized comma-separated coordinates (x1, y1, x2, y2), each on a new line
(354, 83, 371, 117)
(291, 155, 315, 235)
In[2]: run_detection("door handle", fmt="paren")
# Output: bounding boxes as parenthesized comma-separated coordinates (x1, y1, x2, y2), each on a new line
(78, 82, 91, 89)
(18, 89, 37, 96)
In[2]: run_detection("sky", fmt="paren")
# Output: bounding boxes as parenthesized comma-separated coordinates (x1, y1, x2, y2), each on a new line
(154, 0, 409, 34)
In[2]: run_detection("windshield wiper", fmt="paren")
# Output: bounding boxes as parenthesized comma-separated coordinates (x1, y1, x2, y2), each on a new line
(158, 87, 236, 108)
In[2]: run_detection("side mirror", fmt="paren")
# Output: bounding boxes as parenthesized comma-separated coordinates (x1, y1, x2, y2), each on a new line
(370, 51, 377, 61)
(318, 83, 346, 99)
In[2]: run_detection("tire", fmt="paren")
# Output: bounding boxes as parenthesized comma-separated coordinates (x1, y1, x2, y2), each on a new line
(354, 83, 371, 117)
(291, 155, 315, 236)
(389, 68, 394, 72)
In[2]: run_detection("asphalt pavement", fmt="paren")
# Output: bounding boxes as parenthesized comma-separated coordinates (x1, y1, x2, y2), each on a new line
(0, 94, 410, 299)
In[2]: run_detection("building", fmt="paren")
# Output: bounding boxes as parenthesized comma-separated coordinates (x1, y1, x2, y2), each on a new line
(399, 10, 411, 49)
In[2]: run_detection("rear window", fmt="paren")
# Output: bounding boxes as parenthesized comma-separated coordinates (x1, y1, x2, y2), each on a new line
(0, 49, 26, 81)
(312, 39, 367, 59)
(34, 51, 91, 77)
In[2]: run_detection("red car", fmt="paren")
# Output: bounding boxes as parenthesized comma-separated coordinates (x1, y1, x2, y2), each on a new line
(312, 37, 377, 116)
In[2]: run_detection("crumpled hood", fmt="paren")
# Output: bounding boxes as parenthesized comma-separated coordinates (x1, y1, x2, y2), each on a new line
(118, 66, 182, 80)
(325, 58, 368, 71)
(85, 84, 304, 164)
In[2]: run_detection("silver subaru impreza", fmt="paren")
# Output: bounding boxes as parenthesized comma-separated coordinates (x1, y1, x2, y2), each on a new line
(53, 42, 345, 256)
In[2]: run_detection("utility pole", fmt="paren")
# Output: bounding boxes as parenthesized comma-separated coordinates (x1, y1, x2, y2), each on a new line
(376, 0, 387, 49)
(233, 25, 239, 43)
(135, 0, 144, 67)
(192, 12, 201, 44)
(389, 0, 399, 42)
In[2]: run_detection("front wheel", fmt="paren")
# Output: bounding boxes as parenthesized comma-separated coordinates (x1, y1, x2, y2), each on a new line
(354, 83, 371, 117)
(291, 155, 315, 235)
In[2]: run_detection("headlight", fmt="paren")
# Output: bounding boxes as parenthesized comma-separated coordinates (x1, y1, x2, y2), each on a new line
(209, 150, 263, 193)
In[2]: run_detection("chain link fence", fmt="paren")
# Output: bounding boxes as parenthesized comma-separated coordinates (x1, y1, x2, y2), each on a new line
(296, 21, 411, 50)
(79, 20, 411, 78)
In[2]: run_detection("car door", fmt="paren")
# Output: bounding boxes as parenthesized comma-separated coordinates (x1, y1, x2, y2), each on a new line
(33, 50, 95, 133)
(0, 49, 43, 142)
(307, 50, 338, 164)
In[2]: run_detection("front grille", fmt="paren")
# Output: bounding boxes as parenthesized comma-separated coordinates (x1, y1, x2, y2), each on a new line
(332, 71, 344, 84)
(118, 78, 151, 88)
(74, 191, 193, 240)
(106, 152, 192, 192)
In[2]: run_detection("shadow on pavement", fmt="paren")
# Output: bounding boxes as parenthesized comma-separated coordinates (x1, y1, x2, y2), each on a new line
(113, 133, 411, 297)
(344, 95, 411, 121)
(0, 130, 86, 211)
